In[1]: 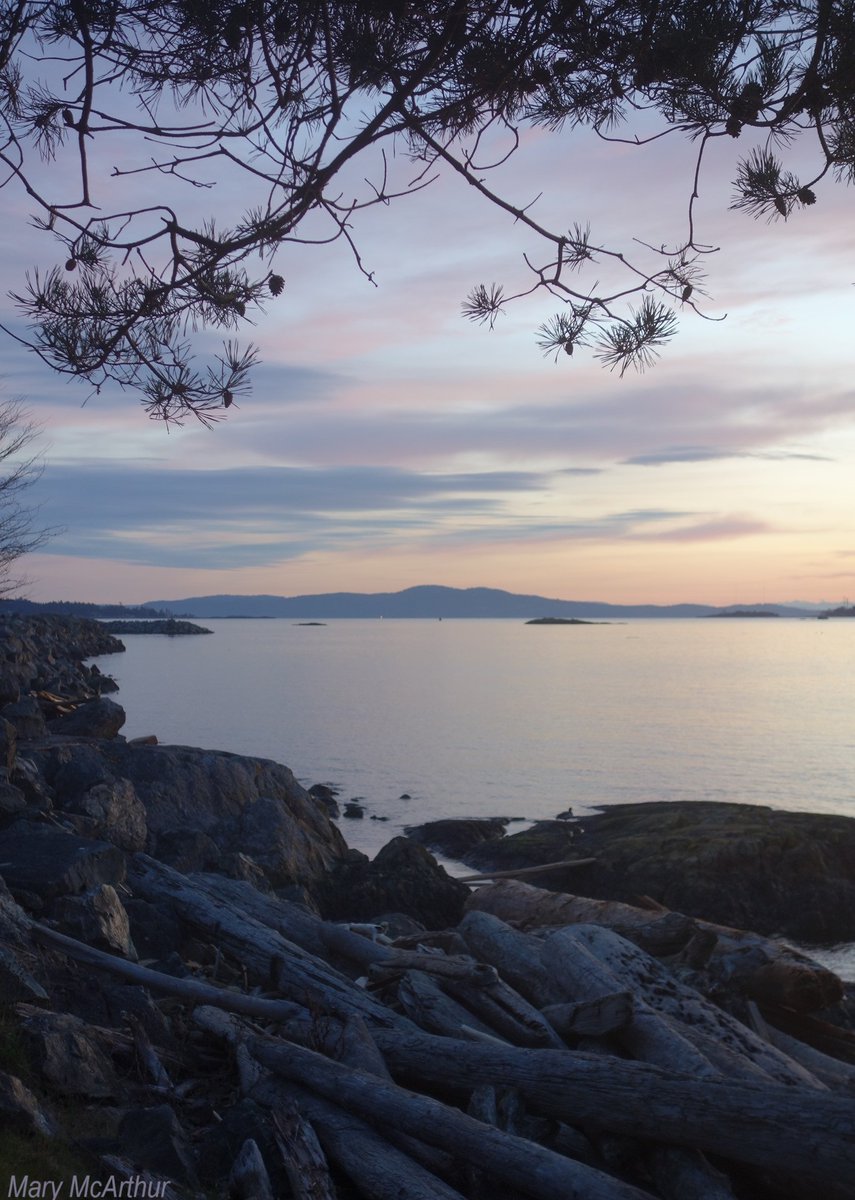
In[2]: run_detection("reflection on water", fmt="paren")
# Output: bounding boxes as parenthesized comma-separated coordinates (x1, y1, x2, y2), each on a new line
(96, 616, 855, 859)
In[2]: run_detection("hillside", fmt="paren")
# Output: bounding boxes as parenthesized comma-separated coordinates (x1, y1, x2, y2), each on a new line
(142, 586, 815, 620)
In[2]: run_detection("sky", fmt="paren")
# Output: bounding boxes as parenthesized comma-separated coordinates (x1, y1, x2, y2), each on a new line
(2, 65, 853, 607)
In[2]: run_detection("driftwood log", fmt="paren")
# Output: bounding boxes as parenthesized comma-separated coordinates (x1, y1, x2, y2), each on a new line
(28, 853, 855, 1200)
(250, 1035, 660, 1200)
(466, 880, 843, 1011)
(371, 1028, 855, 1185)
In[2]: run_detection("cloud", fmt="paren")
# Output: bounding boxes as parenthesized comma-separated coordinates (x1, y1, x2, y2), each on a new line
(222, 375, 855, 471)
(623, 445, 835, 466)
(32, 460, 555, 568)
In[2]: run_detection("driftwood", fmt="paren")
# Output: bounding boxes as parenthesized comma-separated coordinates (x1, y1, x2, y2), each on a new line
(229, 1139, 275, 1200)
(440, 970, 564, 1048)
(396, 970, 498, 1039)
(33, 923, 309, 1024)
(458, 910, 565, 1007)
(271, 1106, 337, 1200)
(456, 858, 596, 882)
(761, 1003, 855, 1066)
(537, 922, 721, 1076)
(127, 856, 411, 1028)
(540, 992, 634, 1038)
(542, 924, 825, 1087)
(646, 1146, 738, 1200)
(754, 1022, 855, 1092)
(194, 1005, 475, 1200)
(467, 880, 842, 1011)
(187, 870, 496, 983)
(250, 1036, 659, 1200)
(371, 1028, 855, 1186)
(465, 879, 697, 953)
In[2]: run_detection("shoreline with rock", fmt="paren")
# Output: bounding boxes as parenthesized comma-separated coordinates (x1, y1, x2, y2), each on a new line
(1, 615, 854, 1199)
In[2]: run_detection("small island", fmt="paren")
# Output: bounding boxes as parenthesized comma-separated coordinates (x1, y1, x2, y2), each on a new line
(706, 610, 779, 618)
(99, 618, 212, 635)
(525, 616, 601, 625)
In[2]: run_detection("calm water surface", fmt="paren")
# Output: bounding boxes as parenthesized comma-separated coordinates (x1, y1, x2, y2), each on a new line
(93, 617, 855, 859)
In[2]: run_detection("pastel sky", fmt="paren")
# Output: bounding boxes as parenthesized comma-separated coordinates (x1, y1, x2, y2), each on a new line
(3, 105, 853, 606)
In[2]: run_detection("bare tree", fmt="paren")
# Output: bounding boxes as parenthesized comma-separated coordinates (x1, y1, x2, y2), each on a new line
(0, 2, 851, 423)
(0, 399, 52, 595)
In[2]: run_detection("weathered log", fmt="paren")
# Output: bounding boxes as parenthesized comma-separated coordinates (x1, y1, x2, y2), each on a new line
(271, 1105, 337, 1200)
(646, 1146, 738, 1200)
(542, 927, 723, 1076)
(281, 1081, 469, 1200)
(188, 871, 496, 983)
(761, 1003, 855, 1066)
(396, 970, 498, 1039)
(251, 1036, 659, 1200)
(229, 1138, 275, 1200)
(540, 992, 634, 1038)
(126, 1012, 173, 1092)
(33, 923, 308, 1024)
(755, 1023, 855, 1093)
(458, 910, 565, 1007)
(457, 858, 596, 882)
(370, 1029, 855, 1185)
(127, 856, 411, 1028)
(467, 880, 842, 1011)
(465, 879, 696, 953)
(543, 924, 825, 1087)
(442, 973, 564, 1048)
(194, 1005, 471, 1200)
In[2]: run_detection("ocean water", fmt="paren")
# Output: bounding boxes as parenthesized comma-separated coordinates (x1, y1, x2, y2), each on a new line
(91, 616, 855, 976)
(92, 616, 855, 846)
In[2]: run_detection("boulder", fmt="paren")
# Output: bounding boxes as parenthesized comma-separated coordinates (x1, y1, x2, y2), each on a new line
(50, 742, 113, 795)
(308, 783, 340, 817)
(407, 816, 509, 858)
(53, 884, 137, 959)
(0, 716, 17, 770)
(0, 822, 126, 903)
(68, 779, 148, 853)
(118, 1105, 198, 1185)
(0, 1071, 56, 1136)
(12, 755, 54, 810)
(0, 944, 48, 1002)
(0, 668, 21, 707)
(0, 874, 32, 943)
(0, 775, 26, 820)
(464, 802, 855, 943)
(3, 696, 47, 739)
(100, 742, 348, 891)
(122, 898, 185, 962)
(22, 1010, 118, 1098)
(48, 696, 126, 739)
(320, 836, 470, 927)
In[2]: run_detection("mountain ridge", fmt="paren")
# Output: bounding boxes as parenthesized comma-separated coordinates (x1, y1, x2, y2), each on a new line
(141, 585, 817, 620)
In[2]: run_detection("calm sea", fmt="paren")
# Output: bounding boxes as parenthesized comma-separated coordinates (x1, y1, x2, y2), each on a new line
(92, 617, 855, 975)
(91, 616, 855, 849)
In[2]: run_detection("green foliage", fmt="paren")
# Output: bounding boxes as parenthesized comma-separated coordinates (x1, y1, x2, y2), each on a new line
(0, 1, 851, 414)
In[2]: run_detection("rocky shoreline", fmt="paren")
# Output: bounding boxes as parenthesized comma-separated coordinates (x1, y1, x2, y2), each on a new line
(1, 615, 854, 1199)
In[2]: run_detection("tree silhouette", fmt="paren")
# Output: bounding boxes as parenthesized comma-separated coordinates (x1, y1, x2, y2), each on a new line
(0, 399, 53, 594)
(0, 1, 850, 422)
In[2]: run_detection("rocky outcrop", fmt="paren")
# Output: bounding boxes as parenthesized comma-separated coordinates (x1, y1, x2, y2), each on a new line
(101, 741, 348, 890)
(319, 837, 471, 928)
(407, 816, 510, 858)
(463, 802, 855, 942)
(0, 614, 122, 696)
(99, 619, 212, 635)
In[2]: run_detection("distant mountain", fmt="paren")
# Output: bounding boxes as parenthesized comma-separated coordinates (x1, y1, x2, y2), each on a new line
(142, 586, 816, 620)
